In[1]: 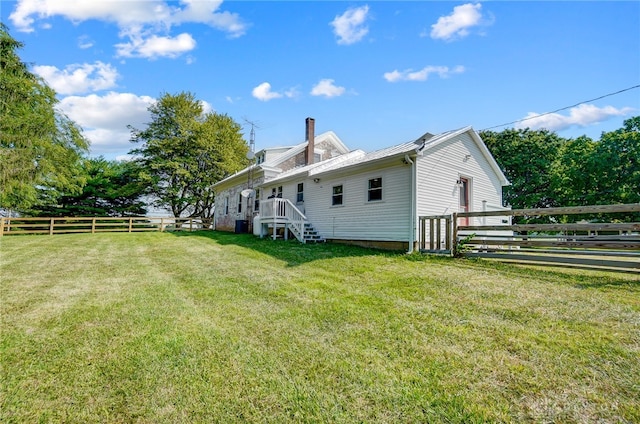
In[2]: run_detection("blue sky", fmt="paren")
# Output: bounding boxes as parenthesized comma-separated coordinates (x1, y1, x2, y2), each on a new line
(3, 0, 639, 160)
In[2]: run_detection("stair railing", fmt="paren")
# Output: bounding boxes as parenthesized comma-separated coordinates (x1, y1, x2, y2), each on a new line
(259, 198, 308, 243)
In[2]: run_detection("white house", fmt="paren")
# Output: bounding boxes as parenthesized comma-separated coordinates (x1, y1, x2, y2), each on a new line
(213, 118, 510, 251)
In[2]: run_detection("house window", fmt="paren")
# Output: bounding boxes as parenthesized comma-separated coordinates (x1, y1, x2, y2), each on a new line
(332, 185, 343, 206)
(254, 189, 260, 212)
(277, 186, 283, 198)
(314, 152, 322, 162)
(237, 193, 243, 213)
(224, 196, 229, 215)
(368, 177, 383, 202)
(297, 183, 304, 203)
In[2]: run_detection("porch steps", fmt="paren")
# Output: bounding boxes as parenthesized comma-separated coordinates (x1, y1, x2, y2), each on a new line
(302, 222, 325, 243)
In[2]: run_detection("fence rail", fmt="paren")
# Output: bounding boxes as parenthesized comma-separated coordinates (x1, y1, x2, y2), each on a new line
(0, 216, 207, 236)
(420, 203, 640, 272)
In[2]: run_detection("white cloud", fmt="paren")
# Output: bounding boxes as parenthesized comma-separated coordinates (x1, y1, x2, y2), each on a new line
(515, 104, 635, 132)
(252, 82, 283, 101)
(33, 61, 119, 95)
(115, 33, 196, 59)
(9, 0, 246, 59)
(310, 79, 346, 98)
(200, 100, 214, 115)
(330, 5, 370, 45)
(59, 92, 155, 155)
(431, 3, 484, 41)
(384, 65, 465, 82)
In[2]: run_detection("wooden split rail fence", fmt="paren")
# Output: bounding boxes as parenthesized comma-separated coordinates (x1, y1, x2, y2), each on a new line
(420, 203, 640, 272)
(0, 216, 207, 236)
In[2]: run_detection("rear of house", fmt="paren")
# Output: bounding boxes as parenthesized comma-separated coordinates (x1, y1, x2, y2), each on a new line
(214, 121, 509, 251)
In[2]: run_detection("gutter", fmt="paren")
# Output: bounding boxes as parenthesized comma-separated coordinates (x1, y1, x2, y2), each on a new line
(405, 154, 416, 253)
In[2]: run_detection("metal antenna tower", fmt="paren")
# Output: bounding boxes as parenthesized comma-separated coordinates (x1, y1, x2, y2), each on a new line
(242, 118, 260, 229)
(243, 118, 259, 160)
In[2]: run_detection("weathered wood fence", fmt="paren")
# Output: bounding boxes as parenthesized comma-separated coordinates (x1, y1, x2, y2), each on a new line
(0, 216, 207, 236)
(420, 203, 640, 272)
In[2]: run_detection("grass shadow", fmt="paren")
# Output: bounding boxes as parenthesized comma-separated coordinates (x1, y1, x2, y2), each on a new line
(167, 230, 403, 267)
(167, 231, 639, 287)
(461, 256, 640, 289)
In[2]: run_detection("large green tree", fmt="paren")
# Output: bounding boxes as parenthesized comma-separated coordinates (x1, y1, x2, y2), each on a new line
(0, 24, 88, 213)
(480, 128, 566, 221)
(592, 116, 640, 206)
(30, 158, 147, 217)
(550, 135, 598, 206)
(129, 92, 248, 223)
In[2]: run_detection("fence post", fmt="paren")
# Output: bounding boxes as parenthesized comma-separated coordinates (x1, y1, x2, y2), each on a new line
(129, 218, 133, 233)
(420, 217, 426, 250)
(160, 217, 164, 232)
(190, 219, 193, 232)
(429, 218, 435, 250)
(49, 218, 55, 236)
(92, 217, 96, 234)
(0, 218, 4, 237)
(452, 213, 458, 256)
(445, 216, 451, 251)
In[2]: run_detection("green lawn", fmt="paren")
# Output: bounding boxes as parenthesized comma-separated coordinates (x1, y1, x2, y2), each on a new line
(1, 231, 638, 423)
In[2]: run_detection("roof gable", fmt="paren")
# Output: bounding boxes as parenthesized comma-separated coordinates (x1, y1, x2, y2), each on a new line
(213, 130, 349, 190)
(297, 127, 509, 186)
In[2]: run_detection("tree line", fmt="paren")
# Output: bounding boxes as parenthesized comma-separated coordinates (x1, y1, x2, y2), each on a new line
(2, 24, 638, 223)
(480, 117, 639, 222)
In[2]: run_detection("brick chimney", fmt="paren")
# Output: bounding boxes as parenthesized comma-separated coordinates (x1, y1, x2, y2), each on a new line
(305, 117, 315, 165)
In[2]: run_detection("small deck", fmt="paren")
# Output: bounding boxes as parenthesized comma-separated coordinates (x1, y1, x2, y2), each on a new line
(257, 198, 324, 243)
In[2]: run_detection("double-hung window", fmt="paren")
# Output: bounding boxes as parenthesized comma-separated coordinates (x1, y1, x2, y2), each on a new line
(237, 193, 243, 213)
(368, 177, 382, 202)
(296, 183, 304, 203)
(332, 185, 343, 206)
(254, 189, 260, 212)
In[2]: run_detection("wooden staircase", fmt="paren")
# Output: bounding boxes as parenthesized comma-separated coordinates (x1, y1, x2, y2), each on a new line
(302, 222, 325, 243)
(259, 198, 325, 244)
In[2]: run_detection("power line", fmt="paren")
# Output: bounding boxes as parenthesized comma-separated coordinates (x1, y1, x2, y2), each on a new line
(480, 84, 640, 131)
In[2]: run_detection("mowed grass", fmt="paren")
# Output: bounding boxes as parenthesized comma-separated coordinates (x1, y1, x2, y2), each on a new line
(1, 231, 638, 423)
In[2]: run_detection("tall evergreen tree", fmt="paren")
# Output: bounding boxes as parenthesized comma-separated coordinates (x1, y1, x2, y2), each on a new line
(0, 24, 88, 213)
(30, 158, 147, 217)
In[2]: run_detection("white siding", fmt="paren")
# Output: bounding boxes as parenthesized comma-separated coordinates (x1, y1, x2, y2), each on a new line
(416, 132, 505, 226)
(299, 164, 413, 241)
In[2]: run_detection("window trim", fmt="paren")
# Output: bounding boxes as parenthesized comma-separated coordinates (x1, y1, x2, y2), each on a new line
(367, 176, 383, 202)
(331, 184, 344, 207)
(296, 182, 304, 203)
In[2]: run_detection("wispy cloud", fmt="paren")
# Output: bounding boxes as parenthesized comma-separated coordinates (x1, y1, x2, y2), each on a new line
(77, 35, 94, 49)
(515, 104, 634, 132)
(430, 3, 487, 41)
(115, 33, 196, 59)
(33, 61, 119, 95)
(310, 79, 346, 98)
(330, 5, 370, 45)
(384, 65, 465, 82)
(10, 0, 247, 59)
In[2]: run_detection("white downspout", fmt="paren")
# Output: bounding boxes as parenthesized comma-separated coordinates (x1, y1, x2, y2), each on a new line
(405, 154, 416, 253)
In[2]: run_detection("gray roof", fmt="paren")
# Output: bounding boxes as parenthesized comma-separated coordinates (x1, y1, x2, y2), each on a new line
(216, 126, 509, 189)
